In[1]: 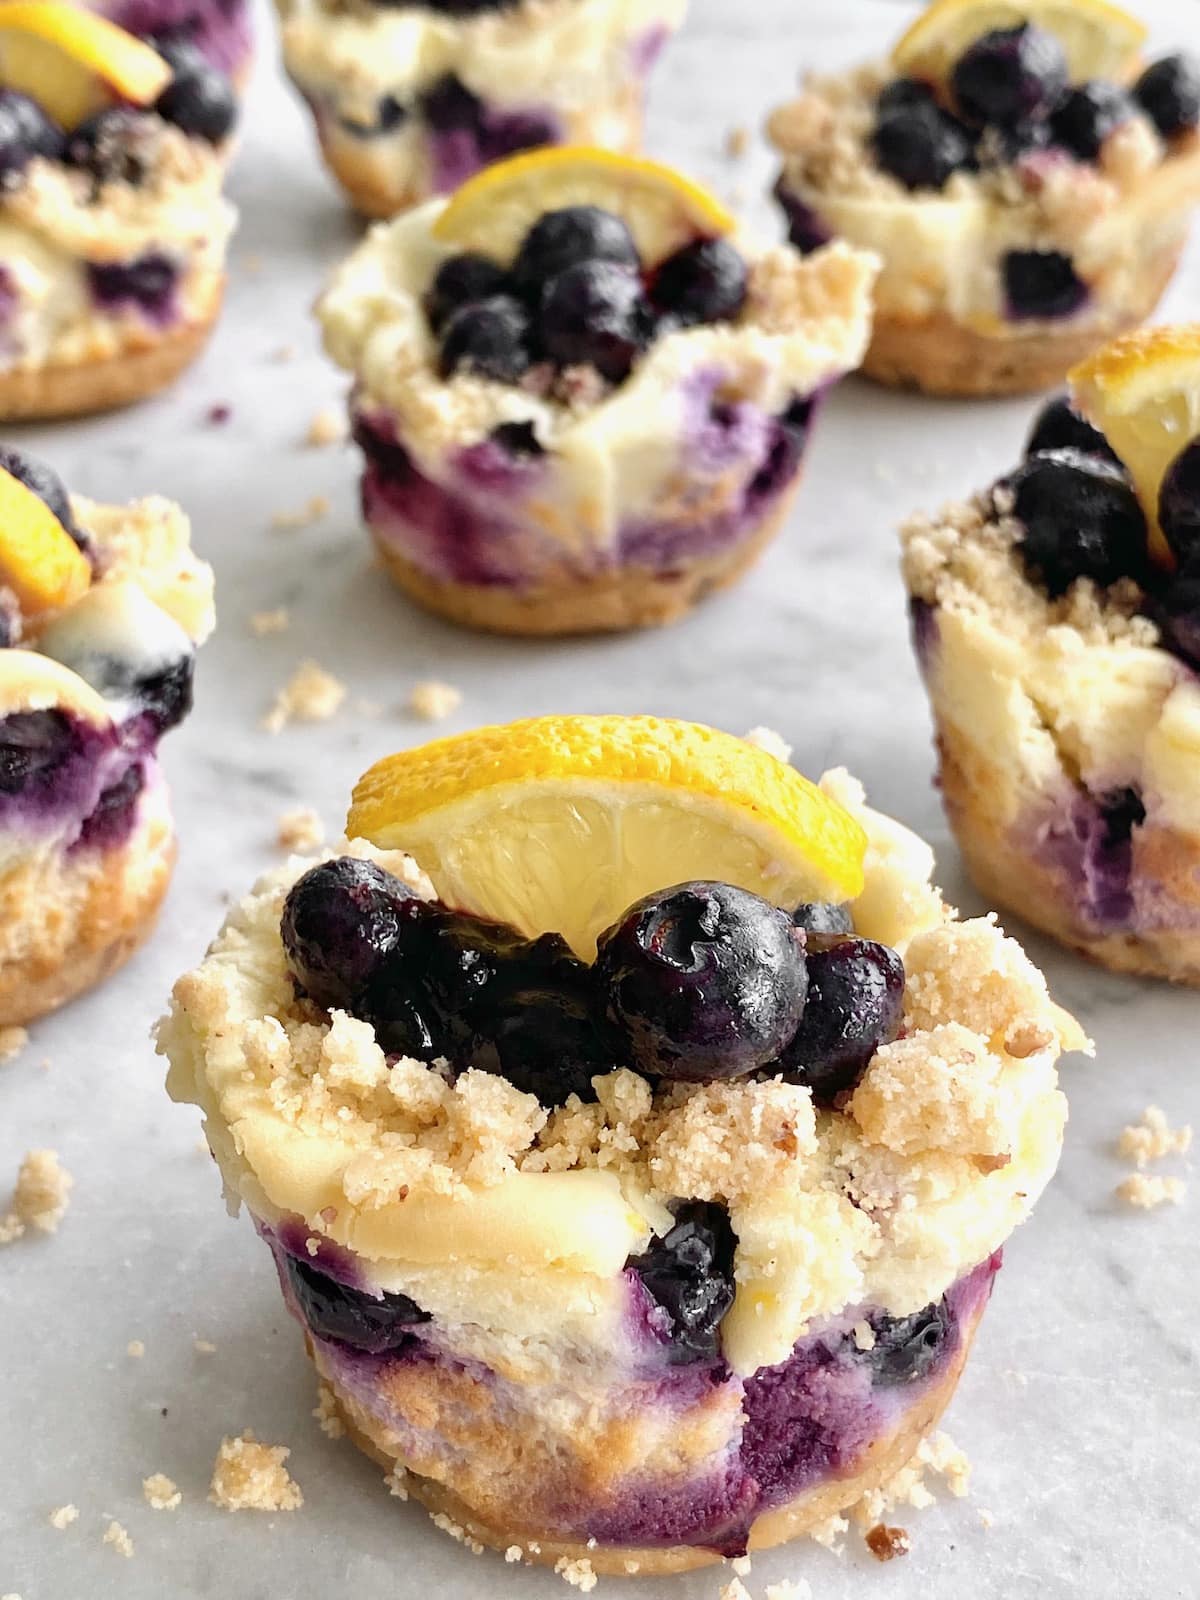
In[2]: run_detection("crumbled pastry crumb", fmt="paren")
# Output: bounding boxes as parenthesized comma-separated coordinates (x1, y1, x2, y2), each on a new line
(865, 1524, 910, 1561)
(1117, 1106, 1193, 1168)
(143, 1473, 182, 1511)
(277, 808, 325, 854)
(730, 1555, 753, 1576)
(102, 1520, 135, 1558)
(194, 1338, 217, 1354)
(726, 125, 750, 158)
(249, 607, 290, 636)
(127, 1340, 145, 1359)
(407, 679, 462, 721)
(647, 1077, 818, 1204)
(431, 1511, 484, 1555)
(720, 1580, 752, 1600)
(263, 661, 347, 733)
(270, 495, 330, 531)
(0, 1025, 28, 1062)
(1116, 1173, 1186, 1209)
(742, 725, 792, 764)
(48, 1504, 79, 1529)
(765, 1583, 813, 1600)
(384, 1465, 408, 1501)
(505, 1545, 524, 1563)
(854, 1429, 971, 1534)
(808, 1512, 848, 1550)
(979, 1508, 995, 1529)
(554, 1556, 597, 1591)
(305, 407, 347, 448)
(0, 1149, 73, 1242)
(852, 1320, 875, 1351)
(209, 1433, 303, 1512)
(312, 1382, 345, 1440)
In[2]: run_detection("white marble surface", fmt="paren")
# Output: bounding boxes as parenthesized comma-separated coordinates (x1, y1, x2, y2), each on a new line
(3, 1, 1199, 1594)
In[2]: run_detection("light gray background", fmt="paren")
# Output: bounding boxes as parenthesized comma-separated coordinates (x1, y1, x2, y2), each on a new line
(2, 1, 1198, 1595)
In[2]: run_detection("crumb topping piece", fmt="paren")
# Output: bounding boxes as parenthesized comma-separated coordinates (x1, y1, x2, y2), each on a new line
(48, 1504, 79, 1529)
(407, 680, 463, 722)
(209, 1433, 303, 1512)
(0, 1026, 28, 1063)
(313, 1382, 345, 1440)
(263, 661, 347, 733)
(1117, 1105, 1193, 1167)
(143, 1473, 182, 1511)
(277, 808, 325, 854)
(102, 1519, 134, 1558)
(0, 1148, 73, 1243)
(1116, 1173, 1186, 1209)
(249, 607, 290, 636)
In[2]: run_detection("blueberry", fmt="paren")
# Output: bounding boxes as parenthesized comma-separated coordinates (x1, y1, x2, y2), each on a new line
(282, 1254, 429, 1354)
(876, 77, 938, 117)
(1151, 572, 1200, 669)
(596, 881, 809, 1084)
(650, 238, 747, 328)
(0, 89, 64, 187)
(0, 710, 79, 796)
(1158, 437, 1200, 568)
(153, 39, 237, 143)
(1003, 248, 1088, 319)
(537, 261, 650, 384)
(629, 1201, 736, 1363)
(490, 419, 543, 456)
(872, 99, 976, 190)
(951, 24, 1068, 127)
(418, 73, 480, 133)
(438, 294, 532, 383)
(0, 447, 79, 542)
(65, 108, 159, 187)
(281, 857, 430, 1015)
(1024, 393, 1122, 466)
(424, 251, 510, 334)
(776, 936, 904, 1103)
(77, 763, 144, 850)
(1134, 54, 1200, 139)
(512, 205, 640, 296)
(1007, 447, 1147, 596)
(87, 253, 178, 320)
(791, 902, 854, 936)
(1049, 81, 1133, 160)
(132, 656, 194, 733)
(864, 1299, 951, 1386)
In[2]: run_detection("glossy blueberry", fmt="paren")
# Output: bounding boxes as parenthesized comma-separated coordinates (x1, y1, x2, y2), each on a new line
(1003, 248, 1087, 319)
(791, 902, 854, 937)
(1158, 438, 1200, 568)
(133, 656, 195, 733)
(1024, 393, 1122, 466)
(282, 1254, 429, 1354)
(512, 205, 640, 296)
(0, 710, 78, 796)
(864, 1299, 951, 1386)
(0, 447, 80, 543)
(438, 294, 532, 382)
(424, 251, 510, 334)
(777, 936, 904, 1103)
(1134, 53, 1200, 139)
(876, 77, 938, 117)
(153, 39, 237, 143)
(951, 24, 1067, 127)
(1007, 447, 1147, 597)
(87, 253, 178, 320)
(872, 98, 976, 190)
(1049, 81, 1133, 161)
(651, 238, 747, 326)
(537, 261, 650, 384)
(596, 881, 809, 1084)
(1151, 572, 1200, 669)
(65, 108, 158, 187)
(0, 89, 64, 187)
(629, 1201, 736, 1363)
(281, 857, 430, 1014)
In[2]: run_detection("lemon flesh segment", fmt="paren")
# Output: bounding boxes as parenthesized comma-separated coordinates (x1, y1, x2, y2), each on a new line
(893, 0, 1147, 86)
(348, 716, 867, 959)
(0, 469, 91, 618)
(432, 146, 736, 270)
(1070, 324, 1200, 567)
(0, 4, 171, 127)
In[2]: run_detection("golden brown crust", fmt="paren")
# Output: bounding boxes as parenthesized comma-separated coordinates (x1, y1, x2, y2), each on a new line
(862, 247, 1182, 396)
(370, 487, 798, 636)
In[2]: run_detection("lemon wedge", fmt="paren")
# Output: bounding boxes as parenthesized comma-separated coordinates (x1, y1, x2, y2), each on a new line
(432, 146, 736, 269)
(348, 715, 868, 959)
(1070, 324, 1200, 566)
(0, 649, 110, 725)
(893, 0, 1147, 86)
(0, 467, 91, 618)
(0, 3, 171, 129)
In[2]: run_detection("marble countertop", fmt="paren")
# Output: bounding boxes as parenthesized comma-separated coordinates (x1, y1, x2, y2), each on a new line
(2, 0, 1198, 1595)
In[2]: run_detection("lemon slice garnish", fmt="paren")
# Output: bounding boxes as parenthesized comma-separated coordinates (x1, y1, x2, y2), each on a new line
(0, 467, 91, 619)
(1070, 324, 1200, 567)
(348, 715, 867, 959)
(432, 146, 736, 270)
(0, 3, 171, 128)
(0, 649, 110, 726)
(893, 0, 1147, 85)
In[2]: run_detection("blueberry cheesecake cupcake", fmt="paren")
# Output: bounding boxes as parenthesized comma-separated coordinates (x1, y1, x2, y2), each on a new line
(0, 446, 214, 1025)
(318, 148, 878, 635)
(0, 3, 237, 422)
(92, 0, 253, 85)
(274, 0, 684, 219)
(769, 0, 1200, 396)
(902, 323, 1200, 982)
(161, 715, 1081, 1571)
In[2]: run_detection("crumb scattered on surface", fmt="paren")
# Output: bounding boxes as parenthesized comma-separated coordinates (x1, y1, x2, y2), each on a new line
(383, 1465, 408, 1501)
(808, 1511, 849, 1550)
(554, 1557, 597, 1592)
(979, 1507, 995, 1528)
(209, 1433, 303, 1512)
(730, 1555, 753, 1576)
(277, 807, 325, 854)
(726, 124, 750, 158)
(143, 1473, 182, 1511)
(865, 1524, 910, 1561)
(1116, 1172, 1186, 1209)
(263, 660, 346, 733)
(407, 679, 462, 721)
(271, 344, 296, 363)
(102, 1520, 135, 1558)
(742, 725, 792, 764)
(48, 1504, 79, 1529)
(0, 1149, 73, 1242)
(505, 1545, 524, 1563)
(851, 1430, 970, 1533)
(431, 1511, 484, 1555)
(271, 495, 330, 531)
(1117, 1106, 1192, 1168)
(249, 607, 290, 636)
(194, 1338, 217, 1354)
(126, 1340, 145, 1359)
(0, 1025, 28, 1062)
(312, 1382, 345, 1440)
(720, 1579, 751, 1600)
(306, 407, 347, 447)
(765, 1583, 813, 1600)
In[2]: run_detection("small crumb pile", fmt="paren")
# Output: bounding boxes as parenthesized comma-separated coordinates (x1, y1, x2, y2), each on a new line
(277, 807, 325, 854)
(306, 407, 347, 448)
(143, 1473, 182, 1511)
(407, 679, 462, 722)
(0, 1025, 28, 1063)
(102, 1520, 134, 1558)
(430, 1510, 484, 1555)
(263, 660, 346, 733)
(48, 1504, 79, 1530)
(554, 1556, 598, 1592)
(270, 495, 330, 531)
(1115, 1106, 1191, 1209)
(742, 725, 792, 764)
(1116, 1173, 1186, 1210)
(0, 1149, 73, 1244)
(209, 1432, 303, 1512)
(312, 1382, 344, 1440)
(249, 607, 290, 636)
(126, 1339, 145, 1359)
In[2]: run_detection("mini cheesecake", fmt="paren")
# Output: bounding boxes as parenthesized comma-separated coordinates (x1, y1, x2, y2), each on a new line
(161, 716, 1081, 1572)
(0, 4, 237, 422)
(274, 0, 685, 219)
(91, 0, 253, 83)
(769, 0, 1200, 396)
(0, 446, 214, 1025)
(318, 147, 878, 635)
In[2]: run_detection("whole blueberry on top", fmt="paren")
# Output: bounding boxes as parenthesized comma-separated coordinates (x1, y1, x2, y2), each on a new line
(0, 447, 79, 543)
(282, 1255, 429, 1354)
(424, 251, 510, 334)
(438, 294, 532, 382)
(153, 39, 237, 144)
(281, 857, 429, 1014)
(651, 238, 747, 327)
(1134, 53, 1200, 140)
(537, 261, 650, 384)
(951, 24, 1068, 128)
(1007, 447, 1147, 597)
(1151, 571, 1200, 669)
(629, 1200, 736, 1363)
(1049, 81, 1133, 161)
(864, 1299, 951, 1386)
(512, 205, 641, 295)
(1158, 437, 1200, 569)
(776, 936, 904, 1103)
(791, 901, 854, 937)
(876, 77, 939, 117)
(0, 89, 64, 188)
(872, 98, 976, 191)
(65, 108, 159, 187)
(1025, 394, 1122, 466)
(595, 881, 809, 1083)
(0, 710, 81, 797)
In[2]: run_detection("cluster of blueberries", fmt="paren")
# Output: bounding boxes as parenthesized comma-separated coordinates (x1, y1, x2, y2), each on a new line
(281, 856, 906, 1112)
(423, 203, 749, 389)
(0, 37, 236, 192)
(1003, 393, 1200, 669)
